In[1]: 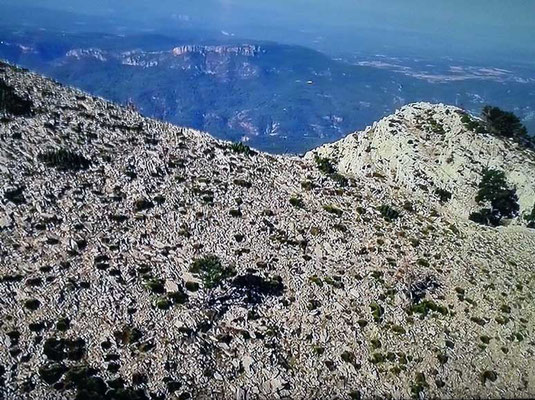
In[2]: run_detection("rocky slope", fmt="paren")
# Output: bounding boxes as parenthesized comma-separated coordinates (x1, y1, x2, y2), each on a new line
(1, 62, 535, 400)
(306, 102, 535, 222)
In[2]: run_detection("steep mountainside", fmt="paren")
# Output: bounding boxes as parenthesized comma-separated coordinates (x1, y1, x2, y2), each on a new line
(1, 62, 535, 400)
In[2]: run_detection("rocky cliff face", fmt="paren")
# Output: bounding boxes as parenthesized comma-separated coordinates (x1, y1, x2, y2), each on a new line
(65, 45, 262, 76)
(1, 62, 535, 400)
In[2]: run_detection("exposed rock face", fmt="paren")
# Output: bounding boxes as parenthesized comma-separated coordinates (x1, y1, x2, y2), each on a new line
(65, 45, 262, 73)
(1, 61, 535, 399)
(306, 102, 535, 221)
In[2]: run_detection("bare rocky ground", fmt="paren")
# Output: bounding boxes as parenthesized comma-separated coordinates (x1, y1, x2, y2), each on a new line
(1, 61, 535, 400)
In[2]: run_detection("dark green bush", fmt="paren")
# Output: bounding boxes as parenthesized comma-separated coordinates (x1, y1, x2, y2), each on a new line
(231, 273, 284, 304)
(481, 106, 528, 139)
(323, 204, 343, 216)
(378, 205, 400, 222)
(289, 196, 304, 208)
(314, 155, 336, 174)
(0, 79, 33, 116)
(190, 255, 235, 288)
(38, 149, 91, 171)
(230, 142, 256, 156)
(470, 169, 519, 226)
(526, 204, 535, 228)
(434, 188, 452, 203)
(461, 113, 485, 133)
(313, 155, 349, 187)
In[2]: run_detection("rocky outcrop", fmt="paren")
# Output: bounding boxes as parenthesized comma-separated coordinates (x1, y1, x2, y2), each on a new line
(1, 62, 535, 400)
(306, 102, 535, 223)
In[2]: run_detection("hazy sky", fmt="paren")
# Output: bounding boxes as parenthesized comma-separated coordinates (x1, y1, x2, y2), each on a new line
(3, 0, 535, 62)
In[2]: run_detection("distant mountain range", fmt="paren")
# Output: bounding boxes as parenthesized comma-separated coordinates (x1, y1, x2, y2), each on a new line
(1, 29, 534, 153)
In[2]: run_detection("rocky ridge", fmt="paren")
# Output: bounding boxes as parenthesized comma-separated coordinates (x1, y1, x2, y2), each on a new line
(1, 62, 535, 399)
(306, 102, 535, 222)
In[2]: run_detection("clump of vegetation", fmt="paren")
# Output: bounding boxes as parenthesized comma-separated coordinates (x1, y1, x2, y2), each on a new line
(114, 326, 143, 346)
(323, 204, 343, 216)
(231, 273, 284, 304)
(370, 302, 384, 322)
(38, 149, 91, 171)
(410, 372, 428, 398)
(341, 351, 355, 364)
(4, 186, 25, 205)
(56, 318, 70, 332)
(190, 255, 236, 288)
(434, 188, 452, 203)
(409, 300, 448, 317)
(24, 298, 40, 311)
(378, 205, 400, 222)
(525, 203, 535, 228)
(481, 106, 528, 140)
(301, 180, 315, 191)
(428, 118, 446, 135)
(230, 142, 257, 156)
(134, 198, 154, 212)
(43, 337, 86, 361)
(143, 278, 165, 294)
(314, 155, 336, 174)
(0, 79, 33, 116)
(314, 155, 348, 187)
(481, 370, 498, 384)
(38, 363, 67, 385)
(469, 169, 519, 226)
(461, 113, 485, 133)
(289, 196, 304, 208)
(233, 179, 252, 188)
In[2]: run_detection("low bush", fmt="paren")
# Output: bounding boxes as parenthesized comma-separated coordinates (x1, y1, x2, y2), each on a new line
(526, 204, 535, 228)
(0, 79, 33, 116)
(38, 149, 91, 171)
(230, 142, 256, 156)
(378, 205, 400, 222)
(190, 255, 236, 288)
(314, 155, 349, 186)
(434, 188, 452, 203)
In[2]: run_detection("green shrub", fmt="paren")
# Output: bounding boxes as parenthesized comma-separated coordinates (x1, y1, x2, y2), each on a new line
(434, 188, 452, 203)
(470, 169, 519, 226)
(230, 142, 256, 156)
(314, 155, 336, 174)
(38, 149, 91, 171)
(525, 204, 535, 228)
(289, 196, 304, 208)
(190, 255, 235, 288)
(378, 205, 400, 222)
(314, 155, 348, 186)
(331, 172, 349, 187)
(461, 113, 485, 133)
(0, 79, 33, 116)
(481, 106, 528, 139)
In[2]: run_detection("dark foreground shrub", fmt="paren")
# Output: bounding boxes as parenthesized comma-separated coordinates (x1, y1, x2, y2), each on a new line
(38, 149, 91, 171)
(0, 79, 33, 116)
(526, 204, 535, 228)
(378, 204, 400, 222)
